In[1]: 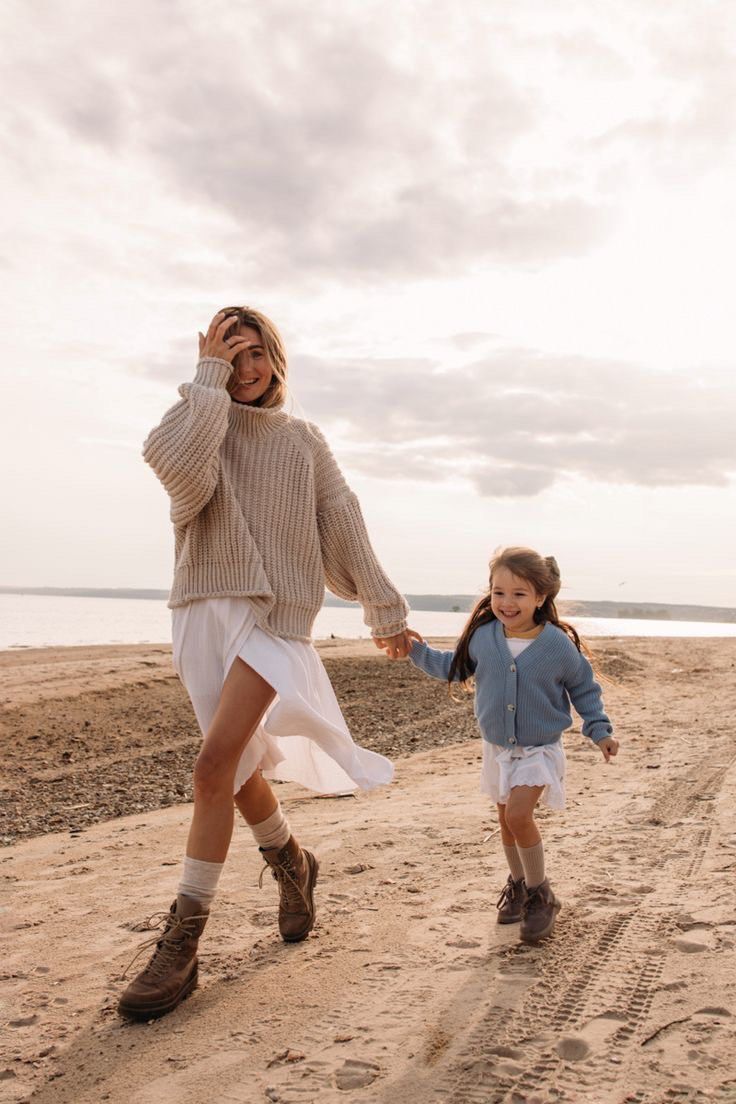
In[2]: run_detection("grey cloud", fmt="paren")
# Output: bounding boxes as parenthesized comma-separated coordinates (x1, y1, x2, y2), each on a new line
(292, 350, 735, 496)
(4, 2, 610, 281)
(16, 61, 127, 148)
(449, 333, 498, 350)
(139, 337, 199, 382)
(594, 23, 736, 163)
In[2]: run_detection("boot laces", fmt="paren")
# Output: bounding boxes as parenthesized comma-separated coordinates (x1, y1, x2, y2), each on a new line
(524, 883, 548, 913)
(259, 852, 311, 914)
(121, 908, 207, 980)
(496, 876, 522, 910)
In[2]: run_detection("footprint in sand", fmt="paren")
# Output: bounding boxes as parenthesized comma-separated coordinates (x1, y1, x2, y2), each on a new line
(555, 1036, 590, 1061)
(674, 937, 709, 953)
(334, 1058, 380, 1090)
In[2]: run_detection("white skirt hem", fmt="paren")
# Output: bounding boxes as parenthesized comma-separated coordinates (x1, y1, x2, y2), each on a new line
(480, 739, 566, 810)
(172, 597, 394, 798)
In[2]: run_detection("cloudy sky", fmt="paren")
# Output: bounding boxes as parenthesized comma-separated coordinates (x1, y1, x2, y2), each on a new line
(2, 0, 735, 607)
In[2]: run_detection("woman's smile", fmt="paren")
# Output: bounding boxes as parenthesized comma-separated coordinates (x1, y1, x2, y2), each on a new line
(228, 323, 273, 403)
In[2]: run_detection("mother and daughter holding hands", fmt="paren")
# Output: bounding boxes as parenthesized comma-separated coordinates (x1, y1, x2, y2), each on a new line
(118, 307, 618, 1021)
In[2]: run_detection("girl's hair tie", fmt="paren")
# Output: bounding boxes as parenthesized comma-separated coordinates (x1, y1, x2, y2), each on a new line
(545, 555, 560, 579)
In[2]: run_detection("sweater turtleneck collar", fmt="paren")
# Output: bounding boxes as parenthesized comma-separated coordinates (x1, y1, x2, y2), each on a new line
(228, 399, 290, 438)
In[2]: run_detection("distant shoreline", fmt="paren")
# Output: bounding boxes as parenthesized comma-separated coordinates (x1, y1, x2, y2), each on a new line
(1, 586, 734, 625)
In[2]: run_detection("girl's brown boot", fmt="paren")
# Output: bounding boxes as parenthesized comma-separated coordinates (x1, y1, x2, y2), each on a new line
(496, 875, 528, 924)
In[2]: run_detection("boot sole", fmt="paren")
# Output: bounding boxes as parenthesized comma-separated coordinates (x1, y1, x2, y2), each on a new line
(520, 901, 562, 944)
(497, 913, 523, 925)
(281, 852, 319, 944)
(117, 965, 199, 1021)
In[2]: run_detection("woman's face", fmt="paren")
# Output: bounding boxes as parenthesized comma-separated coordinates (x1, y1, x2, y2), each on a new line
(490, 566, 544, 634)
(228, 324, 273, 404)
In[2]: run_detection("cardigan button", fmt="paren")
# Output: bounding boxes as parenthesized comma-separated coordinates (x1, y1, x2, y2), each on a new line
(507, 704, 515, 712)
(510, 664, 516, 673)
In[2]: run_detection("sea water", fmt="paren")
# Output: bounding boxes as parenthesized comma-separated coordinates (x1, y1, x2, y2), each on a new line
(1, 593, 735, 650)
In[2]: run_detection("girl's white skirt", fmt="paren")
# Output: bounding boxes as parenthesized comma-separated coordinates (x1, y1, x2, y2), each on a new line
(480, 739, 566, 810)
(172, 597, 393, 796)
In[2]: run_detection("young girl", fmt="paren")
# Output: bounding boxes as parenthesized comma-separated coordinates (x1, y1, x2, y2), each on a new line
(407, 546, 617, 943)
(118, 307, 413, 1019)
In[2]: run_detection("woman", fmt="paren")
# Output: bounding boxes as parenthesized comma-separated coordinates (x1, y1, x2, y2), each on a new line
(119, 307, 412, 1020)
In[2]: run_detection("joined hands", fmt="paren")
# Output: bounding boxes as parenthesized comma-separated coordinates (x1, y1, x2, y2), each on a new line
(373, 629, 424, 660)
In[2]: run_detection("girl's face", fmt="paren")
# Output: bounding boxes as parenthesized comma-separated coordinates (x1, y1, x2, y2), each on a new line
(228, 324, 273, 404)
(490, 566, 545, 634)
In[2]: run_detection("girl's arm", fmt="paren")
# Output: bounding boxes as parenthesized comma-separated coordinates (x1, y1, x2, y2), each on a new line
(311, 426, 408, 639)
(143, 358, 233, 527)
(408, 639, 471, 681)
(565, 652, 614, 744)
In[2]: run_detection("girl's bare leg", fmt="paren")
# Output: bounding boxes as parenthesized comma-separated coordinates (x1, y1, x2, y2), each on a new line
(186, 659, 275, 864)
(503, 785, 544, 849)
(497, 802, 516, 847)
(504, 786, 560, 939)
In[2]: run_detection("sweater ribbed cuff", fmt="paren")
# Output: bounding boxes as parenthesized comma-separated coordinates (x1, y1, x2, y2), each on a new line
(589, 723, 614, 743)
(194, 358, 233, 389)
(364, 604, 409, 639)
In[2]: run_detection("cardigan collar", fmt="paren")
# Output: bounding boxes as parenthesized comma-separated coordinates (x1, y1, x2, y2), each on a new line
(227, 399, 290, 439)
(494, 618, 554, 658)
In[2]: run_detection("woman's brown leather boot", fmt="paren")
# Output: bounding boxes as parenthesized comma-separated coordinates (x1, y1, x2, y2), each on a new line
(259, 836, 319, 942)
(118, 894, 209, 1020)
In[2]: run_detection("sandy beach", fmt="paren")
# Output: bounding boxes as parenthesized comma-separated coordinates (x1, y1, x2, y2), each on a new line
(2, 636, 736, 1104)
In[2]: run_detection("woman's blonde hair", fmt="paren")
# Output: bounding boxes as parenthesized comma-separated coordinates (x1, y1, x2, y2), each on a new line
(219, 305, 288, 409)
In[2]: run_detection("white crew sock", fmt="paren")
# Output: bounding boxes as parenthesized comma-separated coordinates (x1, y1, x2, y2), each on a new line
(177, 856, 224, 907)
(502, 842, 525, 882)
(518, 841, 546, 890)
(249, 804, 291, 851)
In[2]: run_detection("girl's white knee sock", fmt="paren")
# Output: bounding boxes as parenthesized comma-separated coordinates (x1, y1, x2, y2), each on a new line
(249, 804, 291, 851)
(518, 841, 546, 889)
(502, 842, 525, 882)
(177, 856, 224, 907)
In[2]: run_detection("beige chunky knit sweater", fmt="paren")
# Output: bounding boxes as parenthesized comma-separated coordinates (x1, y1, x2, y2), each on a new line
(143, 357, 408, 642)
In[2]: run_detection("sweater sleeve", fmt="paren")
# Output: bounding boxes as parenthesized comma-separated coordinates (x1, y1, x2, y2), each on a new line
(565, 652, 614, 743)
(142, 358, 233, 527)
(409, 639, 468, 681)
(310, 425, 408, 638)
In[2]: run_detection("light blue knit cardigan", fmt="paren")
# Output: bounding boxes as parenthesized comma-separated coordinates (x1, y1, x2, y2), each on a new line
(409, 619, 613, 748)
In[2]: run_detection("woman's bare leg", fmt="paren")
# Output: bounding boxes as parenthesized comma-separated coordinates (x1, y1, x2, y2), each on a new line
(186, 659, 275, 863)
(234, 769, 279, 825)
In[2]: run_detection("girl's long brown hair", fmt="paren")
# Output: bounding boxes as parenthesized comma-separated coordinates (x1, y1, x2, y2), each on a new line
(448, 546, 584, 688)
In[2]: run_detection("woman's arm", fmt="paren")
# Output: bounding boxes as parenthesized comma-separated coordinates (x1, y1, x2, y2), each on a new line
(143, 360, 232, 526)
(142, 313, 252, 527)
(310, 425, 409, 640)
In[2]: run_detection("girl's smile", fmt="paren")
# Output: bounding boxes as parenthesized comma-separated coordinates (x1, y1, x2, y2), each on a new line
(490, 566, 545, 635)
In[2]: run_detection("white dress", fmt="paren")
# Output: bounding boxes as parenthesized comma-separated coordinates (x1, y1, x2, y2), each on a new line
(479, 636, 567, 810)
(172, 596, 393, 796)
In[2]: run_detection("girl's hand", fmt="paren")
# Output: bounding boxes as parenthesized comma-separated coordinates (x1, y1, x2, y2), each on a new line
(198, 311, 255, 365)
(374, 629, 423, 660)
(598, 736, 619, 762)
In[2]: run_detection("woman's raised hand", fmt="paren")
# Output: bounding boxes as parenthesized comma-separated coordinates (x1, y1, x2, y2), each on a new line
(198, 311, 255, 365)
